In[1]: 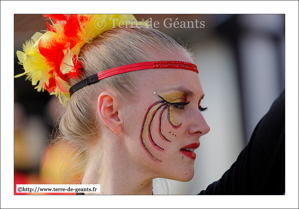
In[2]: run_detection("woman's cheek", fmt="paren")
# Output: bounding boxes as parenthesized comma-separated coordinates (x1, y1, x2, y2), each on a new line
(139, 102, 184, 162)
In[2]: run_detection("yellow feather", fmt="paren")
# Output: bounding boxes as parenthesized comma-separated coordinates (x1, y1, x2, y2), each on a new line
(53, 23, 63, 35)
(60, 48, 73, 74)
(41, 69, 49, 86)
(16, 14, 147, 106)
(56, 76, 70, 92)
(22, 58, 40, 85)
(14, 72, 27, 78)
(79, 14, 147, 44)
(34, 31, 58, 47)
(71, 41, 85, 56)
(22, 39, 35, 55)
(34, 81, 45, 92)
(31, 32, 43, 42)
(51, 88, 70, 105)
(16, 51, 27, 64)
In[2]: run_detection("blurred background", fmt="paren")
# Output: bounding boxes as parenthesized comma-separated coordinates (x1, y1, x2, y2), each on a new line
(14, 14, 285, 194)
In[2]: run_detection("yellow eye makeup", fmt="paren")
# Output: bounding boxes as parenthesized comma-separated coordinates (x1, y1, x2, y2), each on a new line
(168, 106, 182, 128)
(158, 91, 187, 103)
(139, 91, 188, 162)
(158, 91, 189, 128)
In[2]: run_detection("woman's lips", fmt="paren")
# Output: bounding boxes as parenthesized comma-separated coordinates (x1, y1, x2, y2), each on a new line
(180, 142, 200, 160)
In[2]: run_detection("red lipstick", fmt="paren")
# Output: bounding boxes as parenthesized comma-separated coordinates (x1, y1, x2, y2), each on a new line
(180, 142, 200, 160)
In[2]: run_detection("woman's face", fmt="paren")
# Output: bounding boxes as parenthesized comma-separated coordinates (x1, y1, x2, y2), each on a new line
(122, 59, 210, 182)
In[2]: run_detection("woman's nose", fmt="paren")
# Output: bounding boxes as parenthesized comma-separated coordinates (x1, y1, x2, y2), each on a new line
(188, 111, 210, 136)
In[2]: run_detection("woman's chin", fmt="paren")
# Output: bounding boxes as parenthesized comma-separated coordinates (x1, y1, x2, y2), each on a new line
(179, 173, 194, 182)
(167, 170, 195, 182)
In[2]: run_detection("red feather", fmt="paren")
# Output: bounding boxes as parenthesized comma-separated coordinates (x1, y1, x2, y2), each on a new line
(46, 22, 51, 31)
(78, 15, 88, 24)
(44, 77, 56, 93)
(67, 55, 82, 79)
(63, 15, 81, 48)
(39, 14, 85, 94)
(45, 22, 56, 32)
(43, 14, 68, 22)
(38, 39, 67, 81)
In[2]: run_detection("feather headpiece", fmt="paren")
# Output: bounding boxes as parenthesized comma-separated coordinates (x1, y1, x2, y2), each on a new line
(16, 14, 145, 105)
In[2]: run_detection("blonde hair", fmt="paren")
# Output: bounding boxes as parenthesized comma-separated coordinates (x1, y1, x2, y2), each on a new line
(57, 26, 191, 182)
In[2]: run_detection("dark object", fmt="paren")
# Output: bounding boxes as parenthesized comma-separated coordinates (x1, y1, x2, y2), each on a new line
(199, 90, 285, 195)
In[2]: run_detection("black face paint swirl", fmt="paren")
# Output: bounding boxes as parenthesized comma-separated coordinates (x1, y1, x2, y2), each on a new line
(140, 92, 188, 162)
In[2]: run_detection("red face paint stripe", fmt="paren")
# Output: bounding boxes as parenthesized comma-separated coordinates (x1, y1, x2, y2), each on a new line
(148, 103, 166, 151)
(167, 106, 182, 129)
(140, 101, 164, 162)
(159, 105, 171, 142)
(139, 138, 162, 162)
(147, 131, 164, 151)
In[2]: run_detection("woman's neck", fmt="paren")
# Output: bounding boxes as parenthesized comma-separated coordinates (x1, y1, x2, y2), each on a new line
(82, 138, 154, 195)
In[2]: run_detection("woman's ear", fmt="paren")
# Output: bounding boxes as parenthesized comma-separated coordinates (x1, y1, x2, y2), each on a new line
(97, 92, 122, 134)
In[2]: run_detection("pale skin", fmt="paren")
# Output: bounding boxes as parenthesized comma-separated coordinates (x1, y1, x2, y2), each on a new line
(82, 53, 210, 194)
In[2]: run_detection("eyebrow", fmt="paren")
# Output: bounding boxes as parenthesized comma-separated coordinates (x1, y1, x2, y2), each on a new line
(160, 86, 205, 100)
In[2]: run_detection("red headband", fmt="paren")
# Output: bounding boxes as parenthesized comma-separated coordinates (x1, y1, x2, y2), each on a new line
(69, 61, 198, 96)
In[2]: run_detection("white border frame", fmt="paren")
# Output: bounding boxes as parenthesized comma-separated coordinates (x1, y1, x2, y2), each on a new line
(1, 1, 298, 208)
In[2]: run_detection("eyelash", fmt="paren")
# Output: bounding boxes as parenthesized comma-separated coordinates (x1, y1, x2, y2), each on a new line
(170, 101, 190, 110)
(199, 106, 208, 112)
(158, 96, 207, 111)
